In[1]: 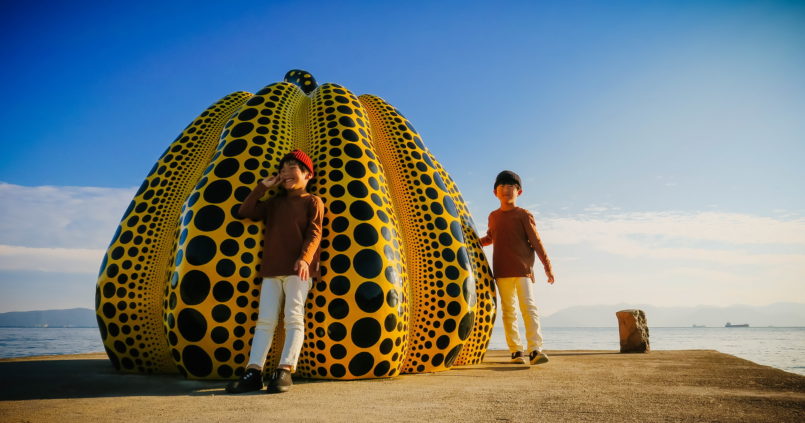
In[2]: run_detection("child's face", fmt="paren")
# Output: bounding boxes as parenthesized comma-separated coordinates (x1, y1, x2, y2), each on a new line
(279, 160, 312, 191)
(494, 183, 522, 203)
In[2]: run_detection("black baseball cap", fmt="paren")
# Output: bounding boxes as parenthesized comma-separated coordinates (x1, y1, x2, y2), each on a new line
(494, 170, 522, 189)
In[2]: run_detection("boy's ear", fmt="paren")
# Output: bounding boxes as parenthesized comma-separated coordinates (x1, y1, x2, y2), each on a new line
(518, 189, 523, 195)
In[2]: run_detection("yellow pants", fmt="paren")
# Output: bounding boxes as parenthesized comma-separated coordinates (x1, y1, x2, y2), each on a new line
(496, 276, 544, 353)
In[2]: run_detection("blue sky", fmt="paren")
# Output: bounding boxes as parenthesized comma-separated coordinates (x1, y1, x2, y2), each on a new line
(1, 0, 803, 317)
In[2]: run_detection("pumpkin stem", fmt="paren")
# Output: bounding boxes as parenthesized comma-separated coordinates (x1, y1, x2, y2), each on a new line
(284, 70, 318, 94)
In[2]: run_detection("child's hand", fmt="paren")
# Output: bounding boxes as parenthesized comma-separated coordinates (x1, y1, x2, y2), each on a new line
(260, 174, 281, 188)
(294, 259, 310, 281)
(546, 269, 555, 285)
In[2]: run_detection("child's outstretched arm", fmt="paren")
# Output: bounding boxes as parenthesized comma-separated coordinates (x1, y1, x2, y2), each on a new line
(479, 214, 494, 246)
(480, 234, 492, 246)
(237, 175, 279, 220)
(522, 211, 555, 284)
(296, 197, 324, 280)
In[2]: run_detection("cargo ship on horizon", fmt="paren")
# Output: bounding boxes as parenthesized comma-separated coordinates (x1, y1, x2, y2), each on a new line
(725, 322, 750, 328)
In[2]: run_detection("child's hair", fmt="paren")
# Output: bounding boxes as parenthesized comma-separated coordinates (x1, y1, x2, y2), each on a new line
(494, 170, 522, 190)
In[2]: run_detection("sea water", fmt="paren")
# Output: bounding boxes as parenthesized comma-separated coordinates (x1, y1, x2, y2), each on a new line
(1, 327, 803, 376)
(488, 326, 805, 375)
(0, 327, 101, 358)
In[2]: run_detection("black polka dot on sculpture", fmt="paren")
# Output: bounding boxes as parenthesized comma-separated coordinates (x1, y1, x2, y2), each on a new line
(212, 281, 234, 302)
(211, 304, 231, 323)
(177, 308, 207, 343)
(194, 206, 225, 232)
(182, 345, 213, 377)
(210, 326, 229, 344)
(353, 223, 378, 247)
(229, 122, 254, 138)
(351, 318, 381, 348)
(330, 363, 346, 378)
(348, 352, 374, 377)
(179, 270, 210, 306)
(185, 236, 217, 266)
(354, 249, 382, 279)
(203, 180, 232, 204)
(328, 299, 349, 319)
(355, 282, 384, 313)
(328, 322, 347, 342)
(330, 276, 350, 295)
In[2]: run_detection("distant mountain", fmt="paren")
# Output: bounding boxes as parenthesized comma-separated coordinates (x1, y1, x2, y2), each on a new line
(541, 303, 805, 327)
(0, 308, 96, 327)
(3, 304, 803, 328)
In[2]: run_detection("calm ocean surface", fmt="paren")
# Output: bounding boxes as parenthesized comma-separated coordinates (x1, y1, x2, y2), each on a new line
(1, 327, 803, 375)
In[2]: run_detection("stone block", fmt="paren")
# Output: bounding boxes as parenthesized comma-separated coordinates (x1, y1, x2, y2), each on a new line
(616, 309, 650, 353)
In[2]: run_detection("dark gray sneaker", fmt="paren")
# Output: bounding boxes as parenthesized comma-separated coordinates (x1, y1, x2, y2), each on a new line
(511, 351, 527, 364)
(529, 350, 549, 365)
(226, 368, 263, 393)
(268, 368, 293, 393)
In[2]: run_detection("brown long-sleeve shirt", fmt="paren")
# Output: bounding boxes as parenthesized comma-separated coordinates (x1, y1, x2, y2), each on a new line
(237, 183, 324, 278)
(485, 207, 552, 281)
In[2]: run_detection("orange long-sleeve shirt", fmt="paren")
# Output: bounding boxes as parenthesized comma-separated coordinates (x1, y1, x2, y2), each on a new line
(485, 207, 552, 281)
(237, 183, 324, 278)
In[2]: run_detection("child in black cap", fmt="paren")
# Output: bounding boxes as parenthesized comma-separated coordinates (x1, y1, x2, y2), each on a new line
(480, 170, 555, 365)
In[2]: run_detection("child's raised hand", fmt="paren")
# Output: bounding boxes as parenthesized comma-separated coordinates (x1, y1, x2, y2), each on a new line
(260, 174, 281, 188)
(294, 259, 309, 281)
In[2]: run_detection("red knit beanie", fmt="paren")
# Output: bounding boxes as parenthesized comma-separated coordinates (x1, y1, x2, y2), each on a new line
(279, 149, 314, 174)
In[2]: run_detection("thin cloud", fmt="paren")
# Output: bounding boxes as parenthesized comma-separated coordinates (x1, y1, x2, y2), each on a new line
(0, 245, 104, 274)
(542, 211, 805, 246)
(0, 182, 135, 249)
(477, 208, 805, 309)
(475, 209, 805, 267)
(0, 182, 135, 274)
(2, 183, 804, 280)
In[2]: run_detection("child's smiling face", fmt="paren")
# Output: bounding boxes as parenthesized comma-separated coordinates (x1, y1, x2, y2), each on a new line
(494, 183, 522, 203)
(279, 160, 312, 191)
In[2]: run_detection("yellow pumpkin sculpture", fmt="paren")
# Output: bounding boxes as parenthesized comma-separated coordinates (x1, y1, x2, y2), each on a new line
(95, 70, 496, 380)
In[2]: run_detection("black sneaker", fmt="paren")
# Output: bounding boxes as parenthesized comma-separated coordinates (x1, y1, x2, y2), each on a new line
(529, 350, 549, 365)
(226, 368, 263, 393)
(268, 368, 293, 393)
(510, 351, 527, 364)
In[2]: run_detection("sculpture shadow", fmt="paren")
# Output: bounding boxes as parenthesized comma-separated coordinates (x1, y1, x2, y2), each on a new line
(0, 358, 234, 400)
(0, 357, 391, 401)
(548, 351, 621, 357)
(1, 352, 589, 400)
(449, 364, 531, 372)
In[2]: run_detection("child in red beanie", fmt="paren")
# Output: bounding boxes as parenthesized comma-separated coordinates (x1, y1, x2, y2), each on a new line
(227, 149, 323, 394)
(480, 170, 555, 365)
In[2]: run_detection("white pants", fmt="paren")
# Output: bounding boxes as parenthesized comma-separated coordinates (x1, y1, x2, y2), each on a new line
(496, 276, 544, 353)
(247, 275, 311, 371)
